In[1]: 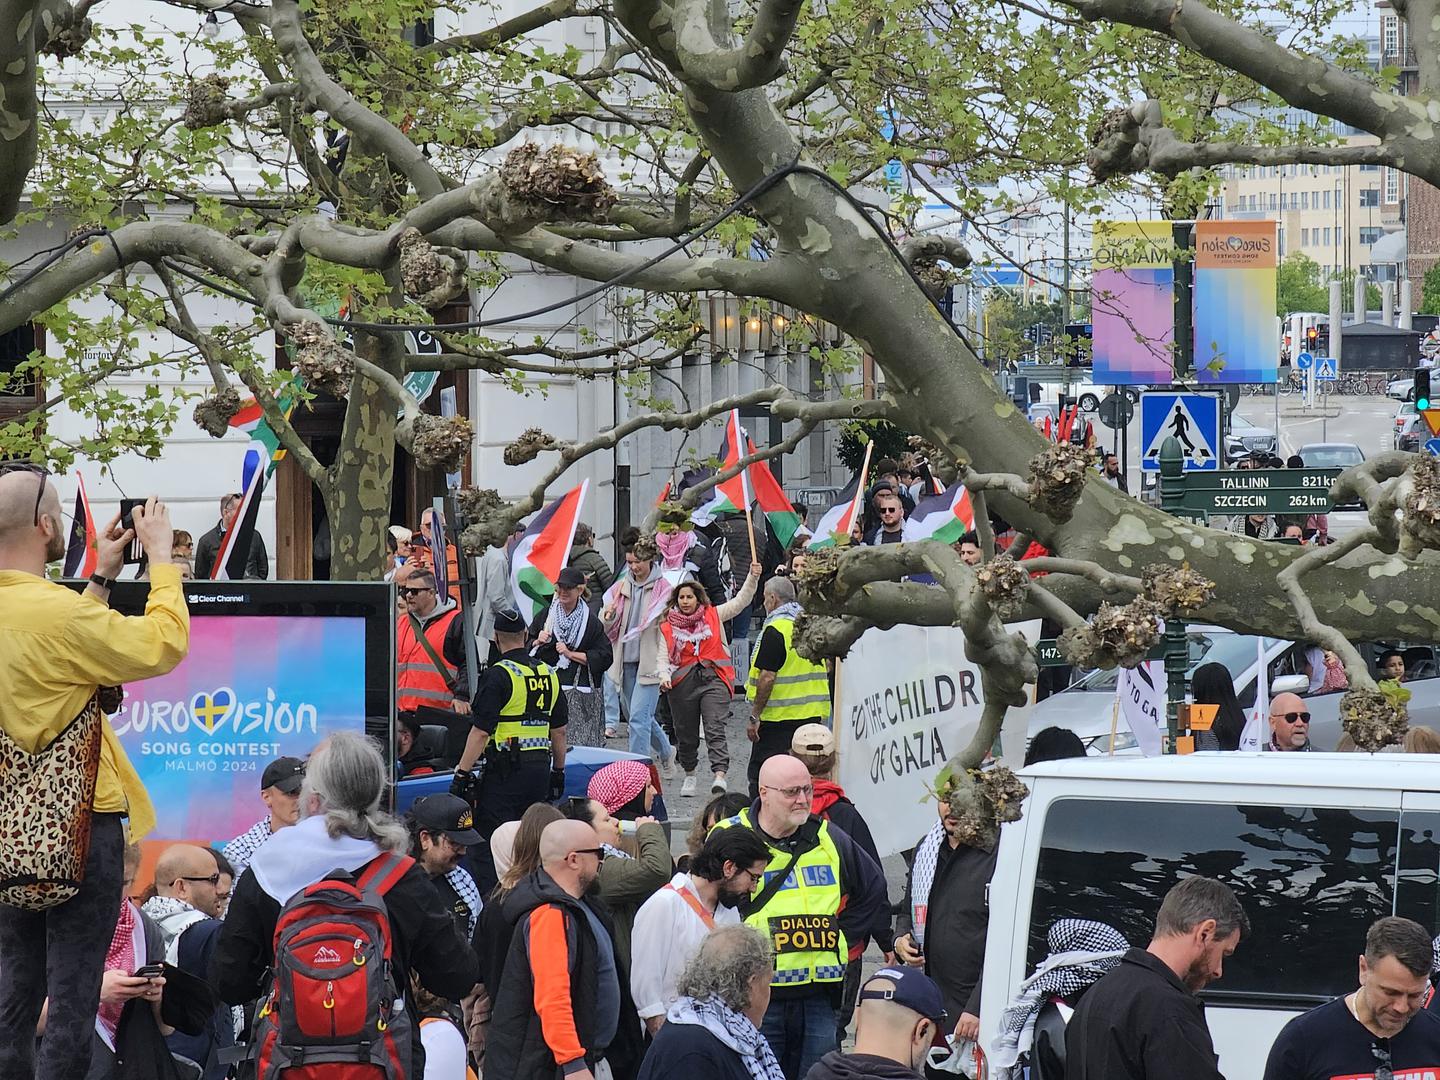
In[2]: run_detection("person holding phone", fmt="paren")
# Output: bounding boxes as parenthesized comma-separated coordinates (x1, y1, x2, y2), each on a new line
(0, 479, 189, 1080)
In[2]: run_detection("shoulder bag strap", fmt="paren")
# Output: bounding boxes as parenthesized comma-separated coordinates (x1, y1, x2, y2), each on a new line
(664, 883, 716, 930)
(741, 846, 803, 920)
(408, 613, 457, 690)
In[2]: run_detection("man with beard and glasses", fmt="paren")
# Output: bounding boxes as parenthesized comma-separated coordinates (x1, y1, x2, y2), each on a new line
(1264, 917, 1440, 1080)
(0, 476, 188, 1080)
(631, 825, 773, 1034)
(1065, 876, 1248, 1080)
(487, 819, 644, 1080)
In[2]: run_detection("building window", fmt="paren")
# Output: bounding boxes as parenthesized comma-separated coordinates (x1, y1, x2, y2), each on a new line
(1360, 163, 1380, 172)
(1360, 226, 1383, 245)
(0, 324, 42, 421)
(1384, 14, 1399, 56)
(1323, 189, 1331, 210)
(1304, 228, 1312, 245)
(1360, 188, 1381, 208)
(1386, 168, 1400, 203)
(1324, 227, 1332, 246)
(1269, 193, 1278, 211)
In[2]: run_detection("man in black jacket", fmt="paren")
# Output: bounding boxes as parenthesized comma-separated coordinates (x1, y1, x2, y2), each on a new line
(194, 492, 269, 579)
(1065, 876, 1248, 1080)
(893, 793, 998, 1046)
(488, 818, 643, 1080)
(210, 732, 477, 1074)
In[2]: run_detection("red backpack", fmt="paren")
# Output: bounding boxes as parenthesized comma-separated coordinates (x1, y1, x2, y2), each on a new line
(251, 852, 415, 1080)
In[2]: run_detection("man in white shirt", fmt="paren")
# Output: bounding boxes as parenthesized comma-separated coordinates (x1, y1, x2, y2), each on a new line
(630, 826, 772, 1033)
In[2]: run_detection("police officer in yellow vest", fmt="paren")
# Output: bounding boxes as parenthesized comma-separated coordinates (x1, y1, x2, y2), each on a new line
(451, 608, 569, 893)
(710, 754, 889, 1080)
(746, 576, 831, 797)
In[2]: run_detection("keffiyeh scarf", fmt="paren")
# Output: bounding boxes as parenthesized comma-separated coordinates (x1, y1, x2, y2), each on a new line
(908, 820, 946, 948)
(989, 919, 1128, 1076)
(548, 597, 590, 670)
(666, 604, 712, 666)
(666, 995, 785, 1080)
(99, 899, 142, 1041)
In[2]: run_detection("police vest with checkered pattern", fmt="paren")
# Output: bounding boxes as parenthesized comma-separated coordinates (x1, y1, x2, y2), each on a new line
(713, 808, 847, 989)
(747, 615, 832, 723)
(491, 659, 559, 751)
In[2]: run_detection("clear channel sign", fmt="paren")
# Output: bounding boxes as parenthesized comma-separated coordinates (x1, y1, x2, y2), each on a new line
(1175, 467, 1344, 516)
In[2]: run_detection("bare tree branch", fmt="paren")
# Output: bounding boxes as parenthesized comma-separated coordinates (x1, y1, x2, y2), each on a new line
(670, 0, 806, 90)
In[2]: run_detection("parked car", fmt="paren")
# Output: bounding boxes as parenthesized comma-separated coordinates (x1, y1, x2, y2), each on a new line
(1399, 414, 1427, 453)
(1025, 626, 1440, 755)
(1394, 399, 1419, 445)
(1224, 414, 1278, 463)
(1389, 375, 1414, 400)
(980, 753, 1440, 1080)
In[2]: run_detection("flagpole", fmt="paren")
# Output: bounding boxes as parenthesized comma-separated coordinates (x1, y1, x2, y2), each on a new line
(744, 499, 758, 563)
(849, 440, 876, 542)
(733, 410, 759, 562)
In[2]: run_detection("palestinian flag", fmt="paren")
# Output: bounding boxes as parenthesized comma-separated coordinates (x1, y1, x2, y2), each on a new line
(902, 480, 975, 543)
(708, 410, 753, 515)
(806, 473, 863, 549)
(213, 447, 265, 580)
(743, 435, 802, 548)
(510, 480, 588, 621)
(62, 472, 98, 578)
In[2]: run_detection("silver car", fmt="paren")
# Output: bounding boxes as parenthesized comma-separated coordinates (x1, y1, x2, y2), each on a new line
(1027, 628, 1440, 754)
(1224, 415, 1278, 463)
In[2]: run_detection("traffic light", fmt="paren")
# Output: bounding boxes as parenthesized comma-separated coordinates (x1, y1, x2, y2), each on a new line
(1306, 326, 1319, 349)
(1416, 367, 1432, 410)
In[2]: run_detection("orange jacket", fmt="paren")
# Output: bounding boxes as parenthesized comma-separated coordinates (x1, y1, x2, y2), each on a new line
(396, 607, 461, 711)
(660, 605, 736, 692)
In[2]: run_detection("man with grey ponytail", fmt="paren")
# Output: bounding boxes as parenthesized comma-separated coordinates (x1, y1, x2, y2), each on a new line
(211, 732, 479, 1071)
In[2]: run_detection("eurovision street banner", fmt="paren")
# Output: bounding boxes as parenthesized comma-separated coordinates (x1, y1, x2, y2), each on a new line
(835, 621, 1039, 857)
(113, 614, 367, 843)
(1092, 221, 1175, 386)
(1193, 220, 1279, 385)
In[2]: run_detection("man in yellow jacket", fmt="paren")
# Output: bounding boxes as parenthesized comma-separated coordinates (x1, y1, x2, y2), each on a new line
(0, 470, 189, 1080)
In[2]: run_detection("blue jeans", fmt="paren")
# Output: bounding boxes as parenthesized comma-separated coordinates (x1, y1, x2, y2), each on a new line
(623, 661, 672, 760)
(759, 993, 839, 1080)
(604, 673, 622, 733)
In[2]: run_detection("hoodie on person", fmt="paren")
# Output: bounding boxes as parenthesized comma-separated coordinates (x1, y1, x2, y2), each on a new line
(804, 1049, 925, 1080)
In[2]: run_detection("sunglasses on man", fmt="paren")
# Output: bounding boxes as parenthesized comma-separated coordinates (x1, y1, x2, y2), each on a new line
(1271, 711, 1311, 724)
(398, 586, 434, 598)
(0, 462, 47, 526)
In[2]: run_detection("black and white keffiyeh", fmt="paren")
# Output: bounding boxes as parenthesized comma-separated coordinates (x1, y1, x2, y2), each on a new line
(989, 919, 1128, 1076)
(548, 597, 590, 670)
(444, 865, 483, 939)
(909, 820, 946, 948)
(666, 995, 785, 1080)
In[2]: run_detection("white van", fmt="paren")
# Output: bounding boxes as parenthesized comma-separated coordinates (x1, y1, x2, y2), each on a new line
(978, 753, 1440, 1080)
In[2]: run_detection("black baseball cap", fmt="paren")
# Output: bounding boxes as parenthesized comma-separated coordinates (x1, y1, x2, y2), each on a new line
(412, 794, 483, 845)
(556, 566, 586, 588)
(859, 968, 947, 1024)
(261, 756, 305, 795)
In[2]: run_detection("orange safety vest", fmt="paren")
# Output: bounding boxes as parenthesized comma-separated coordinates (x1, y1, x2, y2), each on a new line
(660, 606, 736, 692)
(396, 607, 461, 711)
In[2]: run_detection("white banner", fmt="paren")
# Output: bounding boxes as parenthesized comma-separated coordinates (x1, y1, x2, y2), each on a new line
(1116, 661, 1165, 757)
(835, 621, 1039, 858)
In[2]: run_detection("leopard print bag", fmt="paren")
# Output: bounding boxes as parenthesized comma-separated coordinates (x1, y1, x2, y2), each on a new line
(0, 695, 103, 910)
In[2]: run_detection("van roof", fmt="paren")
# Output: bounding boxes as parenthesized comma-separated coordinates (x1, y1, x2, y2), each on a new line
(1019, 751, 1440, 792)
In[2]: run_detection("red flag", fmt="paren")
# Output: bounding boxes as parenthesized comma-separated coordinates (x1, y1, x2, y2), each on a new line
(62, 473, 97, 578)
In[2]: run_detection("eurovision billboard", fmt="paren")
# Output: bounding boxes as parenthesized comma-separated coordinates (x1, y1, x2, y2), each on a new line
(1192, 220, 1279, 385)
(112, 614, 369, 843)
(1091, 221, 1175, 386)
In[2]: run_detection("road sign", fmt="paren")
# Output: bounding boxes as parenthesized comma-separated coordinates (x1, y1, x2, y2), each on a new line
(1140, 393, 1220, 472)
(1314, 356, 1339, 381)
(1097, 391, 1133, 430)
(1427, 438, 1440, 458)
(1171, 467, 1344, 516)
(1035, 638, 1164, 667)
(1296, 353, 1313, 371)
(1421, 408, 1440, 437)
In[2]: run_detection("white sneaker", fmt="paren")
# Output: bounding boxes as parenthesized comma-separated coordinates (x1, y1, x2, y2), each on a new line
(680, 773, 698, 797)
(711, 772, 728, 793)
(659, 751, 677, 779)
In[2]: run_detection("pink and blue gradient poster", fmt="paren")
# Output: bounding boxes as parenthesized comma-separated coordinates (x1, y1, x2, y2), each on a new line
(112, 615, 367, 843)
(1091, 221, 1175, 386)
(1192, 220, 1279, 385)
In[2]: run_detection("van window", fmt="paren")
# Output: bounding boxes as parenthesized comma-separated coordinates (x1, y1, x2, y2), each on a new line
(1030, 799, 1398, 1003)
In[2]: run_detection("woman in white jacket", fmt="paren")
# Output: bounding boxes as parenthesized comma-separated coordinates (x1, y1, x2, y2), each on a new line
(655, 563, 761, 797)
(601, 536, 678, 773)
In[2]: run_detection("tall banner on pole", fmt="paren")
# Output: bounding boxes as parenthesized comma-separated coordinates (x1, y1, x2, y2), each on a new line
(1193, 220, 1279, 384)
(1092, 221, 1175, 386)
(835, 622, 1038, 857)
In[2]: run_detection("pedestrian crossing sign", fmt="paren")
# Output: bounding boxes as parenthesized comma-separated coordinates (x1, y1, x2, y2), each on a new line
(1140, 392, 1220, 472)
(1314, 357, 1338, 381)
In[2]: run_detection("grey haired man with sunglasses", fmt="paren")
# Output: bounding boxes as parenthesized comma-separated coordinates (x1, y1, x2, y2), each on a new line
(0, 470, 189, 1080)
(1267, 692, 1314, 752)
